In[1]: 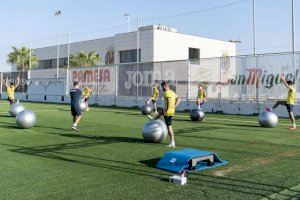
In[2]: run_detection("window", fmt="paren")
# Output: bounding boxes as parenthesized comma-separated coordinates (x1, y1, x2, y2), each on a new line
(189, 48, 200, 60)
(119, 49, 141, 63)
(37, 58, 67, 69)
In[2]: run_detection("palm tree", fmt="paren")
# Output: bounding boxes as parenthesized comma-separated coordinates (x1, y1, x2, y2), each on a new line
(69, 51, 101, 67)
(7, 46, 38, 71)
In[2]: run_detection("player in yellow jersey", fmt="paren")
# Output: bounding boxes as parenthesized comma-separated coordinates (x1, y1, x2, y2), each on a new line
(146, 84, 159, 114)
(197, 84, 206, 109)
(151, 81, 181, 147)
(5, 76, 20, 105)
(82, 85, 93, 111)
(266, 75, 296, 130)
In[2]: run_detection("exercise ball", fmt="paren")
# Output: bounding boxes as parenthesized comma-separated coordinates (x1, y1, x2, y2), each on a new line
(16, 110, 36, 129)
(141, 105, 151, 115)
(190, 109, 205, 121)
(9, 103, 25, 117)
(258, 111, 278, 128)
(79, 100, 87, 112)
(142, 119, 168, 143)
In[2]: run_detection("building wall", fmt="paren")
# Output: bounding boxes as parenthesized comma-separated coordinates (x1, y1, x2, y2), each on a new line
(153, 30, 236, 61)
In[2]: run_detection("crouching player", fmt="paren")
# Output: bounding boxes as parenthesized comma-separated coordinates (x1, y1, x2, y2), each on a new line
(82, 85, 92, 111)
(197, 84, 206, 109)
(5, 76, 20, 105)
(70, 81, 83, 131)
(151, 81, 181, 148)
(266, 75, 296, 130)
(146, 83, 159, 114)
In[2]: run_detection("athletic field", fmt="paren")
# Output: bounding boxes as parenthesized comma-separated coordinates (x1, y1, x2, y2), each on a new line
(0, 101, 299, 200)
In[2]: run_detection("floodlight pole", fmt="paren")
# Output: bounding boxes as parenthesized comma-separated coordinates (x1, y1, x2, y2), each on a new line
(66, 32, 71, 95)
(292, 0, 295, 53)
(54, 10, 62, 78)
(136, 17, 140, 104)
(29, 41, 32, 79)
(253, 0, 256, 56)
(125, 14, 130, 32)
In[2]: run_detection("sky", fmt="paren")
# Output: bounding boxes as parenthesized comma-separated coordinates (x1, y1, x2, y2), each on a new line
(0, 0, 299, 71)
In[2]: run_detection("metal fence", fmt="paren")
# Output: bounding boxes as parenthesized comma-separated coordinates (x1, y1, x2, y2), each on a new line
(1, 52, 300, 105)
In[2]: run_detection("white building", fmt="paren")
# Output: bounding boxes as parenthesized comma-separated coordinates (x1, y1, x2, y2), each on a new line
(30, 25, 236, 71)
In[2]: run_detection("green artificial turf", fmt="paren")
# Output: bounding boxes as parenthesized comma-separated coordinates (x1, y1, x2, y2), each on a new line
(0, 101, 299, 200)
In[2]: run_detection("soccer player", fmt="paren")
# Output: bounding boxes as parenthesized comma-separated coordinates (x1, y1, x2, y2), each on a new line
(5, 76, 20, 105)
(70, 81, 83, 131)
(152, 81, 181, 148)
(197, 84, 206, 109)
(145, 83, 159, 114)
(82, 85, 92, 111)
(266, 75, 296, 130)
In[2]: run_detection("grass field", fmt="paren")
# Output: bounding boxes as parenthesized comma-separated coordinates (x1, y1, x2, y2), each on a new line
(0, 101, 300, 200)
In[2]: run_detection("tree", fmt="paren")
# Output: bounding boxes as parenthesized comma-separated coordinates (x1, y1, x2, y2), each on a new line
(69, 51, 101, 67)
(7, 46, 38, 71)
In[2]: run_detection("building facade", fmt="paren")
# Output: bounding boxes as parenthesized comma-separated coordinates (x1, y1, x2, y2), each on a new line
(29, 25, 236, 71)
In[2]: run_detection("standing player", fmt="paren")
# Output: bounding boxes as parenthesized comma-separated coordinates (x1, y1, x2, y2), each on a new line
(266, 75, 296, 130)
(70, 81, 83, 131)
(5, 76, 20, 105)
(145, 83, 159, 114)
(82, 85, 92, 111)
(197, 84, 206, 109)
(151, 81, 181, 148)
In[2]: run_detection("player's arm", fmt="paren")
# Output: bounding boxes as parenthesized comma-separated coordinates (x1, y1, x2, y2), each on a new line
(203, 90, 207, 99)
(15, 76, 20, 88)
(281, 75, 293, 90)
(5, 77, 9, 88)
(175, 96, 181, 108)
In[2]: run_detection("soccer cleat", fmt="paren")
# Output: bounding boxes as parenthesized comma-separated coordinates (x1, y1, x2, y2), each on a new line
(72, 126, 79, 131)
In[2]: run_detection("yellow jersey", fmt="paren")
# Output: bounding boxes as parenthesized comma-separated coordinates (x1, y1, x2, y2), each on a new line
(152, 87, 159, 100)
(82, 88, 92, 98)
(286, 88, 296, 105)
(198, 90, 206, 100)
(7, 86, 16, 99)
(164, 89, 178, 116)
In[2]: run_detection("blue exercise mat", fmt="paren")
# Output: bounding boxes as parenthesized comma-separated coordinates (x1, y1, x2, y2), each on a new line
(156, 148, 228, 174)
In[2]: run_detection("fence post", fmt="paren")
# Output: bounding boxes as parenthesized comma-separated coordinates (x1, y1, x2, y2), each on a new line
(187, 60, 191, 102)
(255, 55, 260, 113)
(115, 64, 118, 105)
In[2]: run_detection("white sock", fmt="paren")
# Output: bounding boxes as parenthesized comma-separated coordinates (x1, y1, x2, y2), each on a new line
(73, 123, 77, 127)
(198, 105, 201, 109)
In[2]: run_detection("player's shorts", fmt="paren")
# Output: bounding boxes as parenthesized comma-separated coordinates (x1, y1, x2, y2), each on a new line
(7, 97, 15, 105)
(286, 104, 294, 113)
(164, 116, 173, 126)
(151, 99, 157, 104)
(71, 105, 81, 117)
(84, 97, 90, 102)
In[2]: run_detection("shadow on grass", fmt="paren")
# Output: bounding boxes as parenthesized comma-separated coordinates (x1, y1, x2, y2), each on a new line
(0, 141, 296, 199)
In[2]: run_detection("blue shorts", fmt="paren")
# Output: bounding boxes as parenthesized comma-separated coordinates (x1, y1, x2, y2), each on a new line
(164, 116, 173, 126)
(71, 104, 81, 116)
(286, 104, 294, 113)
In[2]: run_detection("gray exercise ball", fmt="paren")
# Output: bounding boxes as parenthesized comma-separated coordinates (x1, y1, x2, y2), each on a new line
(141, 105, 152, 115)
(16, 110, 37, 129)
(258, 111, 278, 128)
(79, 100, 87, 112)
(142, 119, 168, 143)
(190, 109, 205, 121)
(9, 103, 25, 117)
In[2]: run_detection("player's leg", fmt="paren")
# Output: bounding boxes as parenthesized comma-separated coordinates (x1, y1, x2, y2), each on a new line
(152, 100, 158, 114)
(85, 98, 90, 111)
(196, 98, 201, 109)
(165, 116, 175, 147)
(273, 100, 286, 109)
(287, 104, 296, 130)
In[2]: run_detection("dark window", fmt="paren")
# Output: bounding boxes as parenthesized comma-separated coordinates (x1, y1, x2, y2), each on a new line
(189, 48, 200, 60)
(37, 58, 67, 69)
(119, 49, 141, 63)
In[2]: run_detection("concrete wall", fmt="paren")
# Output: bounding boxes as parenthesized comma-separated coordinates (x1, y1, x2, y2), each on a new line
(0, 92, 294, 118)
(153, 30, 236, 61)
